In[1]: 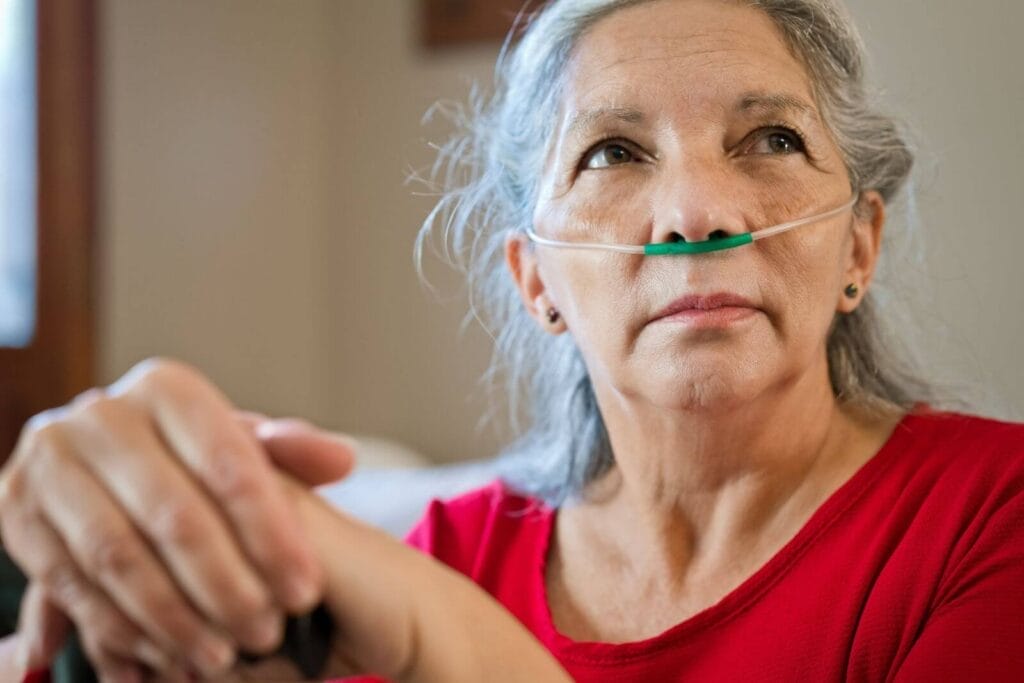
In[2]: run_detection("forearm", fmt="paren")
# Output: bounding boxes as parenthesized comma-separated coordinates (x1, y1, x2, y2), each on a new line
(295, 485, 570, 682)
(406, 569, 572, 683)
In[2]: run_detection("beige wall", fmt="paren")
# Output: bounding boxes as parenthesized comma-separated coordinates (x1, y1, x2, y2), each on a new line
(99, 0, 1023, 465)
(845, 0, 1024, 420)
(100, 0, 503, 462)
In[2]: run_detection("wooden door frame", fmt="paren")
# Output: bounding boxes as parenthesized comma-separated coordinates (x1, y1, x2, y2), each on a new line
(0, 0, 97, 461)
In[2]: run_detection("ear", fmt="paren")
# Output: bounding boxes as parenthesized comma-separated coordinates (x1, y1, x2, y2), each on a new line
(837, 190, 885, 314)
(504, 231, 567, 334)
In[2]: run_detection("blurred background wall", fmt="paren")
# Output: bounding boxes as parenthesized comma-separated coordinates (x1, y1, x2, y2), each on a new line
(98, 0, 1024, 464)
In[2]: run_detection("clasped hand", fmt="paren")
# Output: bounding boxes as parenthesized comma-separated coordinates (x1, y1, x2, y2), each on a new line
(0, 359, 570, 682)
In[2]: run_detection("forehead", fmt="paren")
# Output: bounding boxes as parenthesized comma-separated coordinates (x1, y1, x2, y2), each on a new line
(562, 0, 815, 118)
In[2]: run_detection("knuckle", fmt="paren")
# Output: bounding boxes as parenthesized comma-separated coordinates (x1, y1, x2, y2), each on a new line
(84, 605, 137, 653)
(7, 423, 72, 496)
(81, 530, 144, 581)
(16, 418, 67, 463)
(141, 595, 206, 654)
(206, 450, 262, 500)
(0, 465, 27, 509)
(131, 357, 200, 393)
(70, 386, 106, 409)
(72, 394, 130, 427)
(39, 561, 89, 612)
(150, 497, 205, 549)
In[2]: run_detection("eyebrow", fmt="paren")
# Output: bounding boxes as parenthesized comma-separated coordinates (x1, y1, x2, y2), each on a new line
(565, 106, 646, 140)
(564, 92, 816, 142)
(736, 92, 815, 117)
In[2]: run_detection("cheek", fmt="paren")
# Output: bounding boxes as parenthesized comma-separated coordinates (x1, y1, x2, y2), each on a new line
(757, 228, 847, 346)
(540, 252, 643, 359)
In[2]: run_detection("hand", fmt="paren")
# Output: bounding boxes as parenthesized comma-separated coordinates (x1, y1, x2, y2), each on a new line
(224, 473, 572, 682)
(0, 358, 356, 681)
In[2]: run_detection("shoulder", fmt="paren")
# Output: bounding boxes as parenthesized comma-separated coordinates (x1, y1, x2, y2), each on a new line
(901, 407, 1024, 444)
(884, 408, 1024, 517)
(895, 408, 1024, 482)
(885, 412, 1024, 643)
(403, 478, 551, 577)
(881, 408, 1024, 564)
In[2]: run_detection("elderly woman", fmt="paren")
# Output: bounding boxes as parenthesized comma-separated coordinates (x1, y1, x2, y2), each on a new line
(2, 0, 1023, 681)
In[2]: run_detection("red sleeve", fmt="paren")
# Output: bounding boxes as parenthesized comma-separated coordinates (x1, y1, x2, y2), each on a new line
(894, 489, 1024, 681)
(401, 480, 503, 576)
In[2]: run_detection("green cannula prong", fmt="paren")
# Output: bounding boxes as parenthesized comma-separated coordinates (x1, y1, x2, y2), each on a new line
(643, 233, 753, 255)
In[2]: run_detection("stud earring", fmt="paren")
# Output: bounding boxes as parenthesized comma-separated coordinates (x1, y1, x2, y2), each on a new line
(546, 307, 561, 324)
(844, 283, 859, 299)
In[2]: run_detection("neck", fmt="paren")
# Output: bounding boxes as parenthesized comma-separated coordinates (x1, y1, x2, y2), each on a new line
(573, 362, 899, 586)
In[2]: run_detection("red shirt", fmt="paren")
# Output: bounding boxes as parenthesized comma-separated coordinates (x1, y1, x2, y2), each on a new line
(347, 409, 1024, 682)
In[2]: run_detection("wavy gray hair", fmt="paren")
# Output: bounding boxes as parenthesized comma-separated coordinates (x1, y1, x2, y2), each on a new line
(416, 0, 936, 507)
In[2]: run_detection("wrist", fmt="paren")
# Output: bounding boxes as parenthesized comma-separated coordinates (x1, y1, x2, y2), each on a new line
(403, 568, 569, 683)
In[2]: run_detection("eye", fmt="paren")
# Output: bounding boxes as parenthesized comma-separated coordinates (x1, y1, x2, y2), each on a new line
(746, 126, 806, 155)
(581, 141, 636, 170)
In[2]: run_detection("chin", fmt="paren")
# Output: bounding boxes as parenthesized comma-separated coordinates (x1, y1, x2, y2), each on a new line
(650, 369, 759, 413)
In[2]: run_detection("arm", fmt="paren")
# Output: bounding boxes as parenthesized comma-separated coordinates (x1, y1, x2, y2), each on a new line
(229, 478, 571, 681)
(1, 358, 568, 681)
(284, 481, 572, 682)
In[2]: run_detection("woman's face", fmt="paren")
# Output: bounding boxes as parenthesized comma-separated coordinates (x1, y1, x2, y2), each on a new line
(509, 0, 884, 412)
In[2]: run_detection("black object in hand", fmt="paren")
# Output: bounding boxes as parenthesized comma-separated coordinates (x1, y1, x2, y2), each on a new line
(239, 602, 335, 679)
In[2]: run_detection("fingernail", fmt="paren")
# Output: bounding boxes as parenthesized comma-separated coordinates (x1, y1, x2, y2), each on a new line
(256, 418, 310, 440)
(333, 432, 360, 452)
(285, 573, 319, 610)
(192, 633, 234, 677)
(247, 611, 283, 651)
(255, 420, 282, 440)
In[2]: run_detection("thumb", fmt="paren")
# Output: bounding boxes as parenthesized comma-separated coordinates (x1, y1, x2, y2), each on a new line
(238, 413, 357, 486)
(17, 582, 71, 674)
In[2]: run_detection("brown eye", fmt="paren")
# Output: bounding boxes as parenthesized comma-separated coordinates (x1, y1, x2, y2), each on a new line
(749, 127, 806, 155)
(583, 142, 635, 169)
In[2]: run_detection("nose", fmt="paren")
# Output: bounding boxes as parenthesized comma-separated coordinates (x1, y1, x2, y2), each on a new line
(648, 157, 746, 246)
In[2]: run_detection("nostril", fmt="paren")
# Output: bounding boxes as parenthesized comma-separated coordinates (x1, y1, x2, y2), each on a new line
(664, 230, 728, 243)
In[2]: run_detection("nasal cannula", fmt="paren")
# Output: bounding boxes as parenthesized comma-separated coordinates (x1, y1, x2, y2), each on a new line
(525, 194, 859, 256)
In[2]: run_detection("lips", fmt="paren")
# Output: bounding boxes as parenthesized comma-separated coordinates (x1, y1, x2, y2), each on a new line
(652, 292, 759, 322)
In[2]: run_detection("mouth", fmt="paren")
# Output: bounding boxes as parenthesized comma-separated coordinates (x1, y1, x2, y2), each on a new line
(651, 292, 761, 326)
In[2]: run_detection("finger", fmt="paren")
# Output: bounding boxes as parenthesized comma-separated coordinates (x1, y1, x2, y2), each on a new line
(0, 633, 28, 683)
(56, 404, 283, 654)
(84, 647, 145, 683)
(235, 412, 357, 486)
(115, 362, 323, 612)
(18, 582, 71, 672)
(21, 444, 237, 677)
(1, 508, 179, 677)
(279, 476, 420, 679)
(17, 584, 196, 683)
(255, 420, 357, 486)
(233, 410, 270, 432)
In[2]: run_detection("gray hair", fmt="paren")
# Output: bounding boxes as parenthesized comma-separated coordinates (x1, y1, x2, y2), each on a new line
(416, 0, 936, 507)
